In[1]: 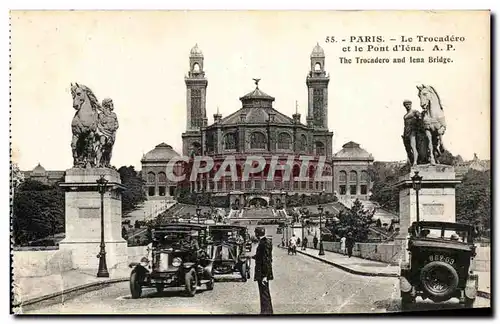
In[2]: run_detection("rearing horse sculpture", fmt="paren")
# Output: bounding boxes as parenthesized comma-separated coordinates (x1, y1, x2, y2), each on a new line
(417, 84, 447, 165)
(70, 83, 101, 168)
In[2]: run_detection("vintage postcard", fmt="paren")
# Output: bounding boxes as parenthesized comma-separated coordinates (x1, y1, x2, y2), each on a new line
(10, 10, 491, 315)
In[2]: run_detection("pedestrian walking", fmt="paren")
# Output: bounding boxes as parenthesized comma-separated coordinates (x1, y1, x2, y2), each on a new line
(302, 237, 308, 251)
(313, 235, 318, 249)
(252, 227, 274, 314)
(289, 234, 298, 255)
(346, 232, 355, 258)
(340, 236, 347, 255)
(297, 237, 301, 248)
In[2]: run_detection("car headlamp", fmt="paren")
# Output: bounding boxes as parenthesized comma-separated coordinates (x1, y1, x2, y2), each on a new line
(172, 257, 182, 267)
(140, 257, 149, 267)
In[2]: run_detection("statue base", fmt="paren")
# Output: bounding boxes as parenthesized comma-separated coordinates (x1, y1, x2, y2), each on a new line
(59, 168, 128, 270)
(396, 164, 461, 262)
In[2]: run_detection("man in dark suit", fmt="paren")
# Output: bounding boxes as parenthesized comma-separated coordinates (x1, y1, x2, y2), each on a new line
(252, 227, 274, 314)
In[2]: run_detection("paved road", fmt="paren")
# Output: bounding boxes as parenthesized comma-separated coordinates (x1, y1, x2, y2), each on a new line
(24, 247, 490, 314)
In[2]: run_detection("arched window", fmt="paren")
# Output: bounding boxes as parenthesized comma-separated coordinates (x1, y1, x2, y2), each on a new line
(360, 170, 370, 195)
(193, 63, 200, 72)
(339, 171, 347, 183)
(314, 62, 321, 71)
(250, 132, 267, 149)
(147, 172, 155, 183)
(349, 171, 358, 182)
(224, 133, 236, 150)
(308, 165, 316, 178)
(298, 134, 307, 152)
(158, 172, 166, 183)
(361, 170, 370, 182)
(315, 141, 325, 156)
(190, 142, 201, 156)
(277, 132, 292, 149)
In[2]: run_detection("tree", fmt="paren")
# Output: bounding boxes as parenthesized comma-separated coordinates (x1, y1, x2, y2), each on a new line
(11, 163, 25, 189)
(118, 166, 147, 214)
(12, 180, 65, 246)
(456, 169, 491, 236)
(335, 199, 375, 242)
(368, 162, 402, 213)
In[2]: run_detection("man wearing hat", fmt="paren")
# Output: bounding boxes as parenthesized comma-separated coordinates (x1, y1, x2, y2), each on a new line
(252, 227, 274, 314)
(346, 232, 355, 258)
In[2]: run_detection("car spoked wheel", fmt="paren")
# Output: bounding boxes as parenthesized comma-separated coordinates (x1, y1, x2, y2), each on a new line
(184, 268, 198, 297)
(420, 261, 459, 301)
(130, 272, 142, 299)
(206, 276, 214, 291)
(240, 262, 248, 282)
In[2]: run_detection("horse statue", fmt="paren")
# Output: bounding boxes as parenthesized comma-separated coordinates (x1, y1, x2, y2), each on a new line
(70, 83, 118, 168)
(417, 84, 447, 165)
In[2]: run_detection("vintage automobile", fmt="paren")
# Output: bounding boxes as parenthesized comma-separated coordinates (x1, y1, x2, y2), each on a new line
(400, 221, 478, 309)
(129, 224, 215, 299)
(207, 225, 252, 281)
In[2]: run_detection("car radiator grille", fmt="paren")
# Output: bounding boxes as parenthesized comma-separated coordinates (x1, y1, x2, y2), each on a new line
(155, 253, 170, 272)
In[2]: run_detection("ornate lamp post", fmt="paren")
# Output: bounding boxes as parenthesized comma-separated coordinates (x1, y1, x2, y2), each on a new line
(96, 175, 109, 278)
(318, 204, 325, 256)
(411, 171, 423, 224)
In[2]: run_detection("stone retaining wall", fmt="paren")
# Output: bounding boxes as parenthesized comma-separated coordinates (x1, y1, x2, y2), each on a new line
(309, 241, 490, 271)
(12, 249, 74, 277)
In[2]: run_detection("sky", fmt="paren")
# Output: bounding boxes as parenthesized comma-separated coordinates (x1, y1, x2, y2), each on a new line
(10, 10, 490, 171)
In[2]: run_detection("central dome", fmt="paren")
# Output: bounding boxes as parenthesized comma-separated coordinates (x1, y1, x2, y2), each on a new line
(142, 143, 180, 162)
(239, 79, 275, 109)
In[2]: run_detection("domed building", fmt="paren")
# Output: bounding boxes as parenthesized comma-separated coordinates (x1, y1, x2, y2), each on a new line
(22, 163, 65, 185)
(180, 43, 334, 208)
(141, 143, 182, 199)
(332, 141, 374, 200)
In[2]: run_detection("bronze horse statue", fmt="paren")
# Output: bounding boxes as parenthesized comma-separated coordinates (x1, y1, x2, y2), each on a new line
(417, 84, 447, 165)
(70, 83, 115, 168)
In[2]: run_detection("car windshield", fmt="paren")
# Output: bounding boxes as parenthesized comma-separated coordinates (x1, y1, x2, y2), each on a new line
(154, 230, 195, 246)
(416, 226, 469, 243)
(210, 227, 247, 242)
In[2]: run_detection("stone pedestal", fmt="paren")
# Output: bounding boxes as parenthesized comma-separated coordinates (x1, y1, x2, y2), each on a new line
(396, 164, 461, 262)
(59, 168, 128, 271)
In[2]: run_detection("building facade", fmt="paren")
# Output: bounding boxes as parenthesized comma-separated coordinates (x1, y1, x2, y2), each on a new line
(455, 153, 491, 178)
(21, 163, 65, 185)
(332, 141, 374, 201)
(141, 143, 183, 200)
(180, 43, 334, 207)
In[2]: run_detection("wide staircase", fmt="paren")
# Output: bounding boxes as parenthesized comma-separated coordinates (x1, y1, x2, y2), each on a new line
(240, 208, 275, 219)
(123, 199, 176, 223)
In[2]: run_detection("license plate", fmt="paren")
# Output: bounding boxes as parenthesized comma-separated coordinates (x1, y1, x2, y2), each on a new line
(429, 254, 455, 265)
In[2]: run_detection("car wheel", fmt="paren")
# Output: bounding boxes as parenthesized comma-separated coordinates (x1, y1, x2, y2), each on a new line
(401, 292, 415, 311)
(464, 296, 475, 308)
(130, 272, 142, 299)
(206, 277, 214, 291)
(156, 284, 164, 293)
(420, 261, 459, 302)
(241, 261, 248, 282)
(246, 263, 251, 279)
(184, 268, 198, 297)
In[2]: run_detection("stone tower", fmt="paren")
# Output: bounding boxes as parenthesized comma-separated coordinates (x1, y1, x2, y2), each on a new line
(185, 44, 208, 131)
(306, 43, 330, 129)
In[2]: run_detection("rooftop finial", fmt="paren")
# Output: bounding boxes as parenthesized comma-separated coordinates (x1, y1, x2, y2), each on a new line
(217, 106, 220, 114)
(253, 78, 261, 89)
(295, 100, 298, 114)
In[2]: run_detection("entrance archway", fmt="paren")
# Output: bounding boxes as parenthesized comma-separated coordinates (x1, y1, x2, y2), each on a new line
(247, 197, 268, 208)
